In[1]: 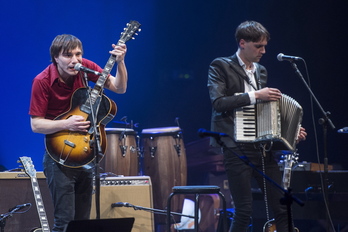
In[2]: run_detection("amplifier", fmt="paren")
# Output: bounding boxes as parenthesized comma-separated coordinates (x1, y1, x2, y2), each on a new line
(0, 171, 46, 179)
(90, 176, 154, 232)
(0, 171, 54, 232)
(278, 161, 333, 172)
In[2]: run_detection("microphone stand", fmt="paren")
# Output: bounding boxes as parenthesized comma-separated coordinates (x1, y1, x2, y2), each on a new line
(0, 205, 30, 232)
(289, 61, 335, 231)
(213, 136, 304, 232)
(84, 73, 103, 219)
(0, 212, 11, 232)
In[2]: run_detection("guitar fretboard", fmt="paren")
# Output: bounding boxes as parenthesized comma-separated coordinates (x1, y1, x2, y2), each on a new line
(84, 20, 140, 107)
(31, 177, 50, 232)
(282, 166, 292, 190)
(87, 55, 116, 107)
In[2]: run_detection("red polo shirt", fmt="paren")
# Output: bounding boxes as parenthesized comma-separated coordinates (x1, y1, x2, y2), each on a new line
(29, 58, 102, 119)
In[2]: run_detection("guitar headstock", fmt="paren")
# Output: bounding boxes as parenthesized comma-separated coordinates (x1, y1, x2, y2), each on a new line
(117, 20, 141, 45)
(281, 151, 299, 169)
(19, 156, 36, 178)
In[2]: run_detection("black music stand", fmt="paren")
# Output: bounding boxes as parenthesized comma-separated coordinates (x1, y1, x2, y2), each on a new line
(65, 218, 134, 232)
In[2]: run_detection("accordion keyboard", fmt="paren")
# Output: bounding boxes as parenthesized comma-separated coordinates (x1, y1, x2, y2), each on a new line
(234, 105, 257, 142)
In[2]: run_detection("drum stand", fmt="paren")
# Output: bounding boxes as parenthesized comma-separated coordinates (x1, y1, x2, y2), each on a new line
(211, 134, 304, 232)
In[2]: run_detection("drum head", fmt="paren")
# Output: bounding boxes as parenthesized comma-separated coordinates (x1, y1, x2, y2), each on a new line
(105, 128, 136, 135)
(141, 127, 181, 137)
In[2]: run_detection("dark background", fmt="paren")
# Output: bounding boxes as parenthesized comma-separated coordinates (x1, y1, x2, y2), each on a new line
(1, 0, 347, 173)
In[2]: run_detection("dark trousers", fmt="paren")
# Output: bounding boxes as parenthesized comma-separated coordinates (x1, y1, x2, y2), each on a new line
(43, 153, 94, 232)
(223, 145, 291, 232)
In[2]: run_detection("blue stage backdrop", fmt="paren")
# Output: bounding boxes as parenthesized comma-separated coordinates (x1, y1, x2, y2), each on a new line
(1, 0, 347, 171)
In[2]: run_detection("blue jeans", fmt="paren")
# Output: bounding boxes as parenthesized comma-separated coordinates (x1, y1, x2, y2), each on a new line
(223, 145, 291, 232)
(43, 153, 94, 232)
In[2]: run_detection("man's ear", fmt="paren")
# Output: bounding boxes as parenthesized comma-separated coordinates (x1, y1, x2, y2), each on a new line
(239, 39, 246, 49)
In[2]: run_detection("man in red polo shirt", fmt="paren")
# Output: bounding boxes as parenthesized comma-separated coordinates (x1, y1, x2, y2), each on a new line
(29, 34, 128, 232)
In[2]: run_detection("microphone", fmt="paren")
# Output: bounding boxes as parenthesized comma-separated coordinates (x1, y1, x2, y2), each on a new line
(277, 53, 302, 62)
(74, 63, 102, 76)
(198, 128, 228, 139)
(111, 202, 131, 208)
(338, 127, 348, 133)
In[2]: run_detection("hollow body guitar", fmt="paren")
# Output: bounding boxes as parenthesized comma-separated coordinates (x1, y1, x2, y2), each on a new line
(263, 153, 299, 232)
(45, 20, 141, 168)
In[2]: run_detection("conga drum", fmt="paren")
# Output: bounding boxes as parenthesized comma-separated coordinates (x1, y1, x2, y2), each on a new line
(100, 128, 139, 176)
(142, 127, 187, 225)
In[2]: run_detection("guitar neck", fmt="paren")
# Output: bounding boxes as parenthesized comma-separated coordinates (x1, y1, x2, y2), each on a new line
(101, 40, 125, 76)
(94, 54, 117, 92)
(30, 177, 50, 232)
(84, 20, 140, 106)
(87, 42, 124, 105)
(282, 153, 297, 190)
(282, 167, 292, 190)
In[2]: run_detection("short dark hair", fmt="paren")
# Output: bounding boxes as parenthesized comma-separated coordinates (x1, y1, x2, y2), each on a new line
(50, 34, 83, 65)
(235, 21, 270, 45)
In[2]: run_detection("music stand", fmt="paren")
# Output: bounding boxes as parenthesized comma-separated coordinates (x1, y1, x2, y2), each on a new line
(65, 218, 135, 232)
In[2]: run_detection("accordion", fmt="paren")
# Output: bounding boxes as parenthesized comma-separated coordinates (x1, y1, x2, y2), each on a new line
(234, 94, 303, 151)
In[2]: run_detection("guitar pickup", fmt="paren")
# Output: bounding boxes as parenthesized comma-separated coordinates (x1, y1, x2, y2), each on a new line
(80, 104, 91, 114)
(64, 140, 76, 148)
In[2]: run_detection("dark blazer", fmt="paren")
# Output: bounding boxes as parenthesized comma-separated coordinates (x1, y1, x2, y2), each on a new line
(208, 54, 268, 147)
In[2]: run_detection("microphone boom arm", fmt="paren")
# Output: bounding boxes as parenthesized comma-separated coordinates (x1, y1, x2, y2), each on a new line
(111, 202, 194, 218)
(290, 62, 335, 129)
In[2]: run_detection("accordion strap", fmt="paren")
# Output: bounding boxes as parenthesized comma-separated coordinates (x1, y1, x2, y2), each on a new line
(260, 142, 273, 154)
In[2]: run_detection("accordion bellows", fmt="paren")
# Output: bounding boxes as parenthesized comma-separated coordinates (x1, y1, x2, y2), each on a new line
(234, 94, 303, 151)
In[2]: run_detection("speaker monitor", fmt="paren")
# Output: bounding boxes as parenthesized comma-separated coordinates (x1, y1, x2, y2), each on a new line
(90, 176, 154, 232)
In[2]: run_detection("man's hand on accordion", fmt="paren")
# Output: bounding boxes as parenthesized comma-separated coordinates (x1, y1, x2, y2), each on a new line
(255, 87, 282, 101)
(296, 127, 307, 143)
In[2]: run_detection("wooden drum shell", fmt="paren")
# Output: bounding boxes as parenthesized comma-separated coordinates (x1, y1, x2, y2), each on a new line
(100, 128, 139, 176)
(142, 127, 187, 224)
